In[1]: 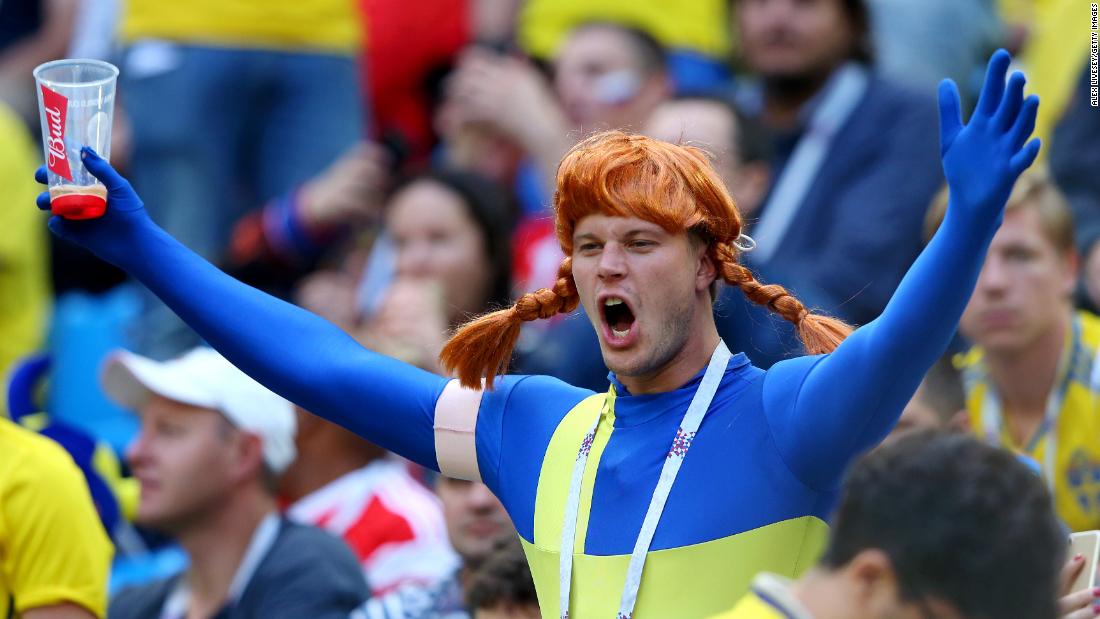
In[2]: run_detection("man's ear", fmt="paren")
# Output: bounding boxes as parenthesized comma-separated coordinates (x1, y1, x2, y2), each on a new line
(231, 432, 267, 485)
(845, 549, 901, 618)
(697, 246, 719, 294)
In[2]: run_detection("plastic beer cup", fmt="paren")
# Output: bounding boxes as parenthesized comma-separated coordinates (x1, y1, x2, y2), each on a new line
(33, 59, 118, 219)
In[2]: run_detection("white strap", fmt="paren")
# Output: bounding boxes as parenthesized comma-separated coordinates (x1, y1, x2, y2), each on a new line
(750, 64, 869, 263)
(558, 341, 732, 618)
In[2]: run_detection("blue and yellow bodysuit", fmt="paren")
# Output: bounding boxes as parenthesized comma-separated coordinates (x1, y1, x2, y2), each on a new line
(51, 64, 1034, 614)
(88, 179, 986, 616)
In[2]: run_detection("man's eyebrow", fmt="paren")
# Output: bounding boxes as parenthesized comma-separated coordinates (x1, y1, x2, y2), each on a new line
(574, 232, 600, 242)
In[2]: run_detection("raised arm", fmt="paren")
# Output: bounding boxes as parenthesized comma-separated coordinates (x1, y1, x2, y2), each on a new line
(36, 156, 448, 469)
(764, 50, 1042, 489)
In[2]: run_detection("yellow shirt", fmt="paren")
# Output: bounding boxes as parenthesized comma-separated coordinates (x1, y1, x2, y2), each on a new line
(958, 310, 1100, 532)
(0, 418, 113, 618)
(519, 0, 731, 60)
(120, 0, 362, 53)
(710, 574, 813, 619)
(997, 0, 1090, 158)
(0, 104, 49, 407)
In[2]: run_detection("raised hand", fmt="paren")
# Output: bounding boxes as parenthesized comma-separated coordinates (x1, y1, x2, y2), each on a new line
(35, 147, 154, 264)
(938, 49, 1041, 229)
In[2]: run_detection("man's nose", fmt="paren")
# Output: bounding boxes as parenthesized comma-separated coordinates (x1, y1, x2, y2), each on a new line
(596, 243, 627, 281)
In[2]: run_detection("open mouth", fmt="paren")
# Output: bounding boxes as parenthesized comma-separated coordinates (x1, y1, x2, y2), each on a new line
(602, 297, 636, 340)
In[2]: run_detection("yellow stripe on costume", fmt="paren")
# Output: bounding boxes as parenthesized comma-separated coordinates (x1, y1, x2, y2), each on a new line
(523, 517, 828, 618)
(524, 388, 828, 617)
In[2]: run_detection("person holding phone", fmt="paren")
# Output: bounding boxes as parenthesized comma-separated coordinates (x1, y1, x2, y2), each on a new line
(35, 51, 1039, 617)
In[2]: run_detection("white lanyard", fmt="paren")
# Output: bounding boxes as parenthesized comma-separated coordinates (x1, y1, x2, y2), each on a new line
(558, 341, 733, 619)
(978, 317, 1080, 493)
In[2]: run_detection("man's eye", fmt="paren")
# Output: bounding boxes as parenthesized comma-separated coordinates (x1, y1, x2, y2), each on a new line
(578, 243, 600, 252)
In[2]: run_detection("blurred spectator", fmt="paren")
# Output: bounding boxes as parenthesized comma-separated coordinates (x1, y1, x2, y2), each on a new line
(351, 478, 514, 619)
(727, 0, 942, 365)
(369, 171, 512, 322)
(67, 0, 120, 61)
(926, 170, 1100, 532)
(0, 0, 77, 124)
(867, 0, 1001, 103)
(465, 539, 538, 619)
(0, 415, 113, 619)
(711, 431, 1065, 619)
(0, 101, 49, 391)
(1050, 63, 1100, 311)
(553, 23, 672, 136)
(999, 0, 1090, 154)
(881, 356, 966, 445)
(281, 407, 459, 596)
(643, 95, 772, 217)
(102, 348, 369, 618)
(518, 0, 732, 93)
(117, 0, 364, 355)
(228, 142, 391, 298)
(361, 0, 470, 165)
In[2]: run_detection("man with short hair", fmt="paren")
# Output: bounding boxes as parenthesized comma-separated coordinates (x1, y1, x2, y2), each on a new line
(103, 348, 369, 618)
(711, 431, 1065, 619)
(926, 170, 1100, 533)
(732, 0, 944, 366)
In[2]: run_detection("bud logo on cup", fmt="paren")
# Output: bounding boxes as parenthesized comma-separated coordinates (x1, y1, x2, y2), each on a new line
(40, 85, 72, 181)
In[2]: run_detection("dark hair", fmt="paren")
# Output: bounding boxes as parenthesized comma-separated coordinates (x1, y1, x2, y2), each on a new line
(821, 431, 1064, 619)
(389, 169, 514, 312)
(465, 537, 536, 611)
(841, 0, 874, 64)
(731, 0, 874, 64)
(570, 21, 668, 75)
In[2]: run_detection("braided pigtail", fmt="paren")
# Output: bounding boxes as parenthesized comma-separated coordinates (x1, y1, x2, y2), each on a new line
(713, 243, 852, 354)
(440, 258, 580, 388)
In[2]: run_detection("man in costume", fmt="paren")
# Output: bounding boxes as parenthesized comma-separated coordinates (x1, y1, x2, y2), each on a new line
(35, 50, 1039, 617)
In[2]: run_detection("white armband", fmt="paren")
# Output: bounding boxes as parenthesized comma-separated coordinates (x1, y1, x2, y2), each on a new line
(433, 379, 484, 481)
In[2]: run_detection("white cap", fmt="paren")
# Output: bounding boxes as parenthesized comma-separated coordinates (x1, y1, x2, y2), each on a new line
(101, 348, 297, 474)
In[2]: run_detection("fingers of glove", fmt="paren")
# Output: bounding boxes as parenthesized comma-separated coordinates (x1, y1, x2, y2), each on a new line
(937, 79, 964, 154)
(79, 147, 128, 190)
(46, 215, 72, 239)
(1008, 94, 1040, 152)
(1010, 138, 1042, 177)
(975, 49, 1011, 118)
(994, 71, 1026, 132)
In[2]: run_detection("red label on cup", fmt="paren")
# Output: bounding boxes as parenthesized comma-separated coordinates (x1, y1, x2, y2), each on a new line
(40, 85, 72, 181)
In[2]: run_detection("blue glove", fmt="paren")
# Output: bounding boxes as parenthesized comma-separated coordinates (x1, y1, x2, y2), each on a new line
(938, 49, 1041, 231)
(36, 147, 155, 265)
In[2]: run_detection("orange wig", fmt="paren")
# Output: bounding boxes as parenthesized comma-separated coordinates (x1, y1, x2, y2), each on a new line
(440, 131, 851, 388)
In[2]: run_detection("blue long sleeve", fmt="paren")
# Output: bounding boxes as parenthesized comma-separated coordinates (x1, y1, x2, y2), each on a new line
(762, 200, 996, 489)
(762, 51, 1042, 490)
(101, 221, 447, 469)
